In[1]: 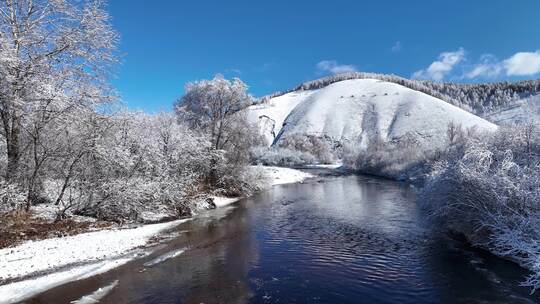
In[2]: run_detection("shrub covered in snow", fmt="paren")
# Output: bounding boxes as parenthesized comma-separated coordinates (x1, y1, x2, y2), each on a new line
(213, 164, 270, 197)
(66, 112, 266, 222)
(0, 74, 267, 223)
(0, 108, 266, 222)
(343, 132, 433, 182)
(277, 134, 336, 164)
(251, 146, 317, 167)
(44, 112, 216, 222)
(421, 123, 540, 291)
(0, 181, 26, 213)
(251, 133, 337, 167)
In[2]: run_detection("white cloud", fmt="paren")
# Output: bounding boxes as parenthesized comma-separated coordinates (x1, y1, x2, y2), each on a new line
(503, 51, 540, 76)
(463, 54, 503, 79)
(465, 64, 499, 79)
(316, 60, 357, 75)
(462, 51, 540, 79)
(391, 41, 402, 52)
(412, 48, 466, 81)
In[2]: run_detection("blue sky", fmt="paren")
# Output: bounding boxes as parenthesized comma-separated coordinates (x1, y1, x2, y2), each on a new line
(108, 0, 540, 112)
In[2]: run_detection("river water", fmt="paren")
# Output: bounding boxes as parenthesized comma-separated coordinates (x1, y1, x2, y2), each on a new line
(29, 173, 538, 303)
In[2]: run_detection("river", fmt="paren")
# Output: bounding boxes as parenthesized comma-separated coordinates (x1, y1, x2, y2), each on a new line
(28, 173, 538, 303)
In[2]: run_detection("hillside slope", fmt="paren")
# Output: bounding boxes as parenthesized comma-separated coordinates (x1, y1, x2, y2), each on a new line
(247, 91, 315, 145)
(485, 93, 540, 124)
(248, 79, 497, 151)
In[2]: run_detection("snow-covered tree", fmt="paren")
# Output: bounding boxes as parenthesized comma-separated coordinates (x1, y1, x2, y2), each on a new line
(175, 74, 253, 151)
(0, 0, 118, 182)
(0, 2, 266, 222)
(422, 124, 540, 291)
(277, 133, 335, 164)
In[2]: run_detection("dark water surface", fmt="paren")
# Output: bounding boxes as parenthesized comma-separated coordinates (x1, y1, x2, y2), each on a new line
(29, 174, 538, 303)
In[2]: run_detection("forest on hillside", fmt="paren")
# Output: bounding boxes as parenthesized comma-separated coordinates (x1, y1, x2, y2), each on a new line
(261, 72, 540, 114)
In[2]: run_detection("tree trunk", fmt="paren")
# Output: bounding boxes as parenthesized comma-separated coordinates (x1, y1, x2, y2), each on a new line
(55, 153, 84, 206)
(5, 115, 21, 181)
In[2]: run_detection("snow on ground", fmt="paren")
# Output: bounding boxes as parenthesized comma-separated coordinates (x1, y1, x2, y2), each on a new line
(0, 219, 189, 282)
(210, 196, 241, 207)
(260, 166, 314, 185)
(0, 219, 189, 303)
(71, 279, 119, 304)
(143, 248, 187, 267)
(210, 166, 313, 207)
(0, 258, 130, 304)
(249, 79, 497, 150)
(301, 163, 343, 169)
(31, 204, 97, 223)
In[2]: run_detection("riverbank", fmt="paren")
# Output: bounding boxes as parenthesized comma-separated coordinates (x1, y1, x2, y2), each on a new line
(21, 173, 538, 304)
(0, 219, 189, 304)
(0, 166, 313, 304)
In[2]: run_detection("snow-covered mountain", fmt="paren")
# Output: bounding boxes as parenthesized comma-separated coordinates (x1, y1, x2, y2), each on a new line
(248, 79, 498, 150)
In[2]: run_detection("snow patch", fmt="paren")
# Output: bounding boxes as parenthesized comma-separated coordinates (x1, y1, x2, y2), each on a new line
(0, 219, 189, 282)
(30, 204, 96, 223)
(70, 279, 119, 304)
(259, 166, 314, 185)
(210, 196, 241, 208)
(301, 163, 343, 169)
(208, 167, 313, 208)
(143, 248, 186, 267)
(0, 257, 130, 304)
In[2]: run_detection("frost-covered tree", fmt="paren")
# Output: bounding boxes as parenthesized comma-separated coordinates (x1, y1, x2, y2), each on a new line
(446, 121, 464, 145)
(68, 111, 219, 221)
(37, 110, 266, 222)
(250, 146, 317, 167)
(175, 75, 253, 151)
(0, 0, 118, 182)
(278, 133, 335, 164)
(0, 2, 266, 222)
(342, 131, 428, 181)
(422, 124, 540, 291)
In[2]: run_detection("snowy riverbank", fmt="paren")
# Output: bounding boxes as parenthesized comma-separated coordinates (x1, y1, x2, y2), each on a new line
(261, 165, 314, 185)
(0, 219, 188, 304)
(210, 166, 314, 207)
(0, 166, 312, 304)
